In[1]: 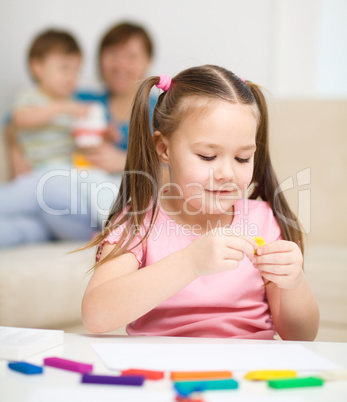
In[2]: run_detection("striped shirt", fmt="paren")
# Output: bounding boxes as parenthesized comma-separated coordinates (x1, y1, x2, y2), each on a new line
(14, 88, 75, 169)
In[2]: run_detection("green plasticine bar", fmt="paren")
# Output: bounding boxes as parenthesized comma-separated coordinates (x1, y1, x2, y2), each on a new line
(268, 376, 324, 389)
(205, 378, 238, 390)
(174, 379, 238, 396)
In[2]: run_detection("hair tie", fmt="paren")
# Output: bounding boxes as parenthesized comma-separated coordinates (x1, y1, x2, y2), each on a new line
(156, 74, 171, 91)
(239, 76, 246, 83)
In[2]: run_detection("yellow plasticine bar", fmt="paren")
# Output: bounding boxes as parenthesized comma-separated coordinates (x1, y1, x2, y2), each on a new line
(244, 370, 297, 381)
(254, 237, 267, 254)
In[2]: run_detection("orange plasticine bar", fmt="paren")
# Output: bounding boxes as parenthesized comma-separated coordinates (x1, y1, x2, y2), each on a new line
(170, 370, 232, 381)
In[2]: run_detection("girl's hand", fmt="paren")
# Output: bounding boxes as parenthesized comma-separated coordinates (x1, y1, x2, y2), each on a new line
(253, 240, 304, 290)
(186, 228, 257, 277)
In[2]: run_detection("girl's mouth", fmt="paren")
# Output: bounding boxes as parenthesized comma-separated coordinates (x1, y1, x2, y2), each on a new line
(205, 189, 235, 195)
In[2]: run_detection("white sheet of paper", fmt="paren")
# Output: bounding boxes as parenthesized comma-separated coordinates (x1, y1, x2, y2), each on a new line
(0, 326, 64, 360)
(25, 387, 174, 402)
(92, 343, 341, 371)
(25, 387, 304, 402)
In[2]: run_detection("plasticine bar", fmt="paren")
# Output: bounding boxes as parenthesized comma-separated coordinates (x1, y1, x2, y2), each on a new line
(82, 374, 145, 386)
(174, 379, 238, 397)
(8, 361, 43, 375)
(44, 357, 93, 374)
(121, 368, 164, 380)
(268, 376, 324, 389)
(171, 370, 232, 381)
(245, 370, 297, 381)
(175, 396, 205, 402)
(254, 237, 267, 253)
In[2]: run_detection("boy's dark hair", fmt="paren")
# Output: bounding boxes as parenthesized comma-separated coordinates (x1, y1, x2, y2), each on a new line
(99, 21, 153, 61)
(28, 29, 81, 62)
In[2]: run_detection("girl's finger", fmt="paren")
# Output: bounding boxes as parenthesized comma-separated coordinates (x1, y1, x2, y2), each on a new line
(221, 259, 240, 271)
(225, 237, 255, 260)
(255, 252, 296, 265)
(255, 264, 291, 275)
(224, 248, 245, 262)
(242, 236, 258, 250)
(256, 240, 296, 256)
(259, 272, 286, 287)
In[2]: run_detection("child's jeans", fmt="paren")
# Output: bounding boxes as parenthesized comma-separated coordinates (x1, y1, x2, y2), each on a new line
(0, 167, 121, 248)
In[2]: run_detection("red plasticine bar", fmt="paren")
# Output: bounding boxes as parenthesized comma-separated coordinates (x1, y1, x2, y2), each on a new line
(44, 357, 93, 373)
(175, 396, 205, 402)
(121, 368, 165, 380)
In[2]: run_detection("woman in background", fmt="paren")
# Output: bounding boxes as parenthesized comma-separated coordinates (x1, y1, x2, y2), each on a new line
(76, 22, 156, 174)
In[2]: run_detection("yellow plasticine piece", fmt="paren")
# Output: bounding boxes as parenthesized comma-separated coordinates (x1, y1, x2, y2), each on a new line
(254, 237, 267, 254)
(244, 370, 297, 381)
(72, 152, 93, 168)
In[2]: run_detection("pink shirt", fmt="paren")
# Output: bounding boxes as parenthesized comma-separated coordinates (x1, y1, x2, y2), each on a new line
(100, 199, 281, 339)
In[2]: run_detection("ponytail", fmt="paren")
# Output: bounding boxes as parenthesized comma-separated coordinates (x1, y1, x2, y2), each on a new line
(83, 77, 162, 268)
(111, 77, 161, 228)
(247, 82, 304, 255)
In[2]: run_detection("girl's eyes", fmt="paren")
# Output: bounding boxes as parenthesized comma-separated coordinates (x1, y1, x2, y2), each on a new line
(198, 154, 216, 161)
(198, 155, 251, 163)
(235, 157, 251, 163)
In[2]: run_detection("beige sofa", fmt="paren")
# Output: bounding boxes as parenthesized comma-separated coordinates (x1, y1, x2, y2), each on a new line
(0, 100, 346, 340)
(0, 242, 91, 329)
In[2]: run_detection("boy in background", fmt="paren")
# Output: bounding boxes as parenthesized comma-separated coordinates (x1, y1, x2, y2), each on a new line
(11, 29, 89, 172)
(0, 29, 91, 247)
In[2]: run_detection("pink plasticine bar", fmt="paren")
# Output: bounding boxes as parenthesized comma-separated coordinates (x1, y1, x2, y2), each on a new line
(44, 357, 93, 374)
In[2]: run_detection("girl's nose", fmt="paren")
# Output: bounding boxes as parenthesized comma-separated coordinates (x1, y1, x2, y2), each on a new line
(214, 161, 235, 182)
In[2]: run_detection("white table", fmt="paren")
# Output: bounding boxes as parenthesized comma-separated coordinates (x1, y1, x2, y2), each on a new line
(1, 333, 347, 402)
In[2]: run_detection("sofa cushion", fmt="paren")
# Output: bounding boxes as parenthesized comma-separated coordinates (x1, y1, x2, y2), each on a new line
(305, 245, 347, 329)
(0, 242, 95, 328)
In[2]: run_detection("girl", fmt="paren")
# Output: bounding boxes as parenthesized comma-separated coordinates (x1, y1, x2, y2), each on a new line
(82, 65, 319, 340)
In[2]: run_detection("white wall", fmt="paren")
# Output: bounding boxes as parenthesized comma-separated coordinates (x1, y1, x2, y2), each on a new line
(272, 0, 347, 98)
(0, 0, 273, 118)
(316, 0, 347, 97)
(0, 0, 346, 119)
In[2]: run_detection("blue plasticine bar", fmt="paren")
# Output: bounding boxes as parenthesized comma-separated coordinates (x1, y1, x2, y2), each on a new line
(174, 378, 238, 396)
(82, 374, 145, 386)
(8, 362, 43, 375)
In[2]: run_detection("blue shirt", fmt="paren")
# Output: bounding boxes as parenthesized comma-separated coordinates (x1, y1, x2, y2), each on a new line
(75, 90, 157, 151)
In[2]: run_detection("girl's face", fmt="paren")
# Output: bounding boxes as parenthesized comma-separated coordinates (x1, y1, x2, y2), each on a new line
(100, 36, 151, 95)
(161, 101, 257, 216)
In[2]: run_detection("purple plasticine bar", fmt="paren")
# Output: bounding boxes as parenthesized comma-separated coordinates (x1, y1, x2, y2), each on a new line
(44, 357, 93, 374)
(81, 374, 145, 386)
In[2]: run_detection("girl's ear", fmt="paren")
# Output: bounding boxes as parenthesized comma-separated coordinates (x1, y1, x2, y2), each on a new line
(153, 131, 170, 165)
